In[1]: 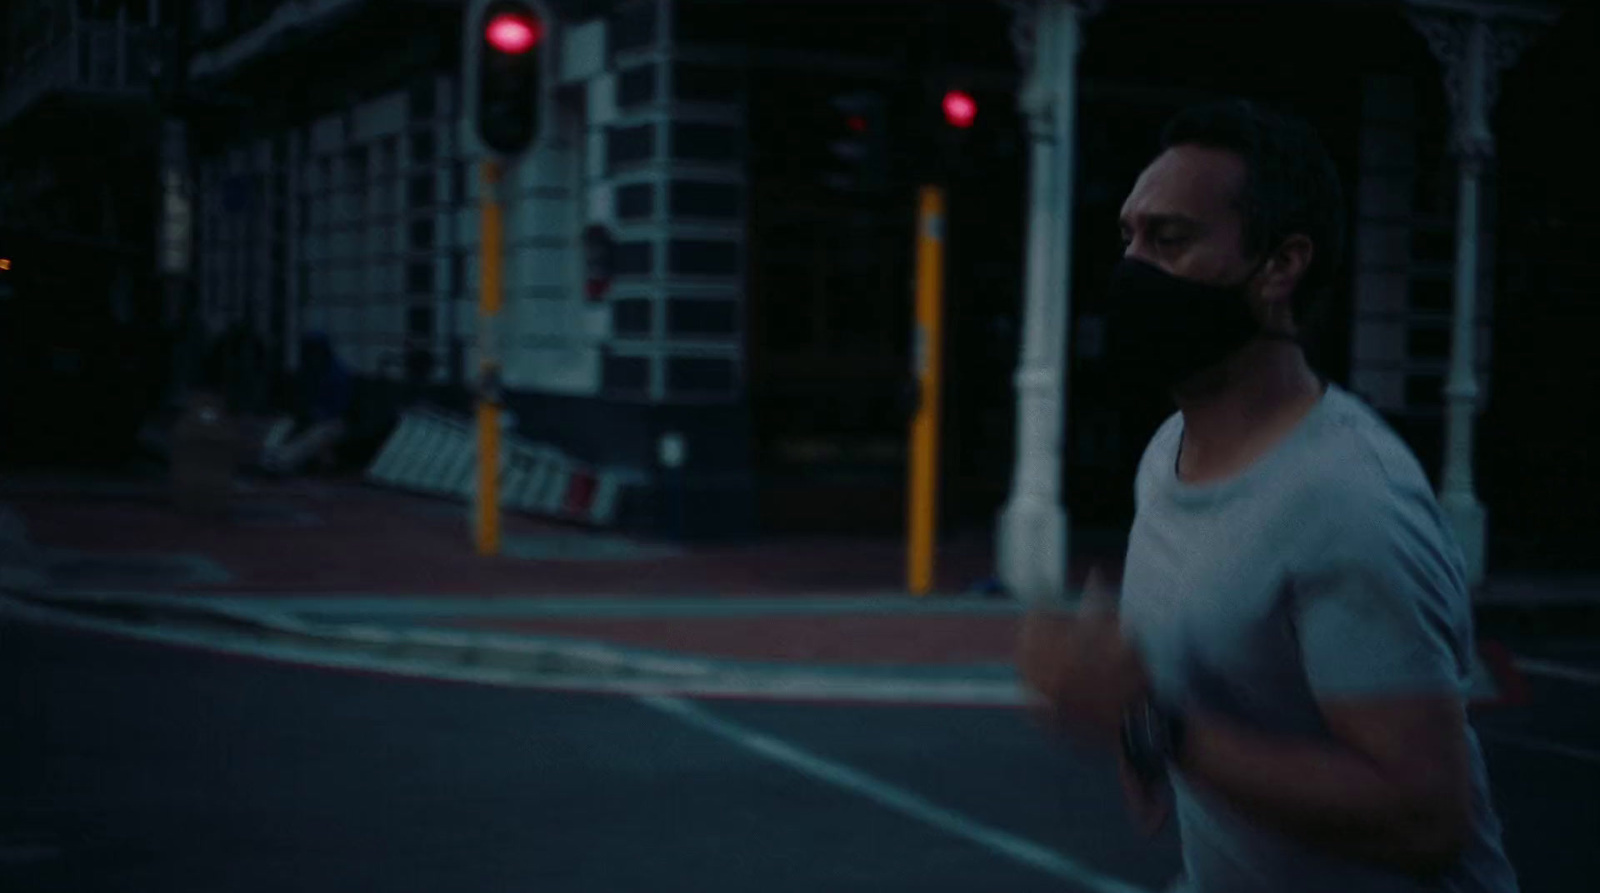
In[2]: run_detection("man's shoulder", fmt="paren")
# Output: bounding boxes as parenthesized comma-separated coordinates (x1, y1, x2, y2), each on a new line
(1138, 411, 1185, 468)
(1134, 411, 1185, 497)
(1304, 387, 1434, 503)
(1289, 388, 1454, 559)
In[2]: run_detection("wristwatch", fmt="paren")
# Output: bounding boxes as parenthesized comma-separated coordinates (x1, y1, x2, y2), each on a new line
(1121, 696, 1187, 784)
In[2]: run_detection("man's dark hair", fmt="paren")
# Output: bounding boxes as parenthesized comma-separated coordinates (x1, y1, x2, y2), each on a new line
(1159, 99, 1347, 334)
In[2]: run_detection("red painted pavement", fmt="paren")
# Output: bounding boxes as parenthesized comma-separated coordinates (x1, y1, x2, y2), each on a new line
(9, 477, 1108, 597)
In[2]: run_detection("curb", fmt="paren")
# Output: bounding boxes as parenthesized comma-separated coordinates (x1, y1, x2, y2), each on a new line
(6, 587, 1535, 709)
(10, 588, 717, 681)
(3, 589, 1032, 706)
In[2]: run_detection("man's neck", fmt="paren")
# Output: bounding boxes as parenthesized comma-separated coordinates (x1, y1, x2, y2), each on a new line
(1174, 342, 1325, 481)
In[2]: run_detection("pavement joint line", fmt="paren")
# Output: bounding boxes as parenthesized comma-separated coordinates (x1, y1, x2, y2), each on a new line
(637, 693, 1151, 893)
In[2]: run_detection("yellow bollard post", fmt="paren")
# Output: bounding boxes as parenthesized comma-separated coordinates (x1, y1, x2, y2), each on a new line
(475, 158, 504, 556)
(907, 186, 947, 596)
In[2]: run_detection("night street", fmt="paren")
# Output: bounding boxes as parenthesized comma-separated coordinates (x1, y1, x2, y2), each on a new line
(5, 2, 1600, 892)
(3, 611, 1598, 893)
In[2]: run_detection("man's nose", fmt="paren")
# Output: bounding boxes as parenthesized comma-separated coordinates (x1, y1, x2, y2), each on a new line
(1122, 239, 1157, 265)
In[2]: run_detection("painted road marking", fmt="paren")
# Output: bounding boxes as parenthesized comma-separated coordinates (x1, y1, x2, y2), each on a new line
(14, 593, 1600, 773)
(0, 595, 1029, 707)
(638, 694, 1151, 893)
(1512, 657, 1600, 688)
(1479, 729, 1600, 766)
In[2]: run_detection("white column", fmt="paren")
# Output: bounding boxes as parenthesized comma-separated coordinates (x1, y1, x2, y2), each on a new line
(1406, 0, 1555, 589)
(998, 0, 1086, 605)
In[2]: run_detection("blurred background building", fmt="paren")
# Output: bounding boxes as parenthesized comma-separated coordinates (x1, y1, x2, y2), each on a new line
(1, 0, 1595, 572)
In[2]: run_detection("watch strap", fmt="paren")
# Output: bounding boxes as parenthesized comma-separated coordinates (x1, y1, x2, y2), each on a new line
(1121, 697, 1185, 782)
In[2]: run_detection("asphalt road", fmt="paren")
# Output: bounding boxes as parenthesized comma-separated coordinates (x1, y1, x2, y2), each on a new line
(2, 616, 1597, 893)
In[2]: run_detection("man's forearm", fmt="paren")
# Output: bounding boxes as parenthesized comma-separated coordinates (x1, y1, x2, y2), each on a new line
(1176, 710, 1460, 875)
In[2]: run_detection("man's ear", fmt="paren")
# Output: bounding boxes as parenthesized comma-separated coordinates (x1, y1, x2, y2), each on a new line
(1259, 234, 1315, 332)
(1265, 235, 1315, 301)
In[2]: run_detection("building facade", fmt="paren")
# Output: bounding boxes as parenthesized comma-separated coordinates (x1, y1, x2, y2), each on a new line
(185, 0, 758, 534)
(0, 0, 182, 462)
(16, 0, 1588, 570)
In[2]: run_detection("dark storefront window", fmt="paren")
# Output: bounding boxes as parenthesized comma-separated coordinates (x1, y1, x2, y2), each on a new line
(670, 181, 740, 219)
(666, 298, 737, 338)
(1406, 326, 1450, 360)
(603, 352, 650, 394)
(617, 64, 658, 108)
(608, 124, 657, 173)
(675, 63, 744, 104)
(616, 183, 655, 220)
(614, 241, 655, 276)
(612, 299, 653, 336)
(610, 0, 657, 56)
(406, 261, 434, 294)
(666, 356, 735, 394)
(671, 123, 741, 163)
(407, 172, 435, 208)
(408, 217, 435, 251)
(669, 240, 739, 276)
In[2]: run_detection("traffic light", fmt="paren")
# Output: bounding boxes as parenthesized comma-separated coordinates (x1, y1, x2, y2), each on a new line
(472, 0, 547, 156)
(821, 90, 889, 194)
(941, 90, 977, 130)
(931, 85, 993, 182)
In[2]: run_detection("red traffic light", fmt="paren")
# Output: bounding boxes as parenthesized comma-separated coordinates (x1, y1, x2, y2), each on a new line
(485, 12, 542, 54)
(942, 90, 977, 129)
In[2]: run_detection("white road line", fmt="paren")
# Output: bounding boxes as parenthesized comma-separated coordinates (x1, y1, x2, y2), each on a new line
(636, 693, 1152, 893)
(0, 595, 1026, 706)
(1479, 729, 1600, 766)
(1512, 658, 1600, 687)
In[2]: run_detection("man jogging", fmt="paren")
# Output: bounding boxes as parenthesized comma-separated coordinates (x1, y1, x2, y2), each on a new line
(1019, 99, 1519, 892)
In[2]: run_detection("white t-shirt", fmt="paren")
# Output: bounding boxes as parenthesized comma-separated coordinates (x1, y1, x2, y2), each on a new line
(1119, 383, 1518, 893)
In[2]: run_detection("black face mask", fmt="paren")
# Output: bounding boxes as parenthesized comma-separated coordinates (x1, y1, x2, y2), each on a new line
(1103, 256, 1293, 393)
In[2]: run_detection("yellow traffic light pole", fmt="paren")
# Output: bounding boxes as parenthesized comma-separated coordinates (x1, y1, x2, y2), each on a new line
(475, 158, 504, 556)
(907, 186, 947, 596)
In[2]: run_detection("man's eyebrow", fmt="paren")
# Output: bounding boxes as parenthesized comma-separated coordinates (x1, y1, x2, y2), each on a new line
(1139, 216, 1203, 230)
(1123, 213, 1202, 231)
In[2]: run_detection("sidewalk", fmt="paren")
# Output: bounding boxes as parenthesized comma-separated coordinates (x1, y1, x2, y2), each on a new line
(4, 471, 1595, 671)
(0, 472, 1053, 670)
(0, 474, 1039, 597)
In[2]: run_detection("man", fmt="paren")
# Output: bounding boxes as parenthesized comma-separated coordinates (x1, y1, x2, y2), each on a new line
(1018, 100, 1519, 892)
(261, 332, 351, 474)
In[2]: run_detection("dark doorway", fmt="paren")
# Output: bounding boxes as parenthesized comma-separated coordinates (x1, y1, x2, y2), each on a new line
(1479, 3, 1600, 572)
(741, 2, 1025, 536)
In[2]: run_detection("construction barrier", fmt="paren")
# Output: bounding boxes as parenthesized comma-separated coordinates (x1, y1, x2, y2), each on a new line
(365, 408, 642, 528)
(365, 412, 426, 484)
